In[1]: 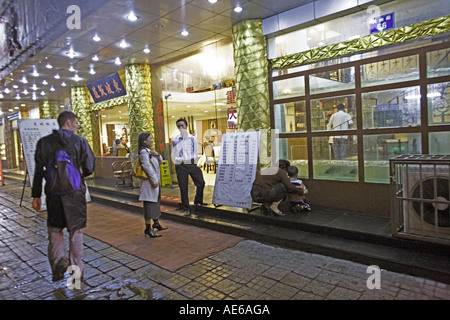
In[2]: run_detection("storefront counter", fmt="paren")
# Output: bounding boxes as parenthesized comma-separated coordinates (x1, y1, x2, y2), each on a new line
(94, 156, 129, 179)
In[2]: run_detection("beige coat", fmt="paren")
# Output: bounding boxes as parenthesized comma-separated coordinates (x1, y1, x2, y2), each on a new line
(138, 148, 163, 202)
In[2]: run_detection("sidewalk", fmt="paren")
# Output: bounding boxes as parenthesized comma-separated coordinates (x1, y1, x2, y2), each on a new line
(1, 177, 449, 303)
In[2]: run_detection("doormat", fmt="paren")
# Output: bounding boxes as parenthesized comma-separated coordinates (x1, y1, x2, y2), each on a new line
(84, 203, 243, 272)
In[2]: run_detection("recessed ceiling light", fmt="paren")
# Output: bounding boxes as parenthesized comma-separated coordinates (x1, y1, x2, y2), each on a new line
(90, 67, 96, 75)
(181, 29, 189, 36)
(46, 63, 53, 69)
(208, 0, 217, 3)
(32, 69, 39, 77)
(92, 54, 99, 61)
(127, 11, 138, 21)
(42, 80, 48, 85)
(50, 86, 55, 91)
(4, 88, 10, 93)
(119, 39, 129, 48)
(115, 57, 121, 65)
(143, 47, 150, 54)
(93, 34, 101, 42)
(61, 82, 67, 86)
(69, 66, 76, 72)
(40, 91, 45, 96)
(54, 74, 60, 79)
(234, 6, 243, 13)
(66, 48, 77, 58)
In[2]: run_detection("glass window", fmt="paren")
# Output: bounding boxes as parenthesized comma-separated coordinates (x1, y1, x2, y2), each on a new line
(363, 133, 421, 183)
(360, 55, 419, 87)
(427, 48, 450, 78)
(278, 137, 308, 179)
(312, 136, 358, 181)
(274, 101, 306, 133)
(311, 94, 356, 131)
(429, 132, 450, 155)
(272, 76, 305, 100)
(309, 66, 355, 95)
(427, 82, 450, 126)
(361, 86, 421, 129)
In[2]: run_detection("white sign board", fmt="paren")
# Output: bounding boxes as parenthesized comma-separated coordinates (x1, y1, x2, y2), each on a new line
(18, 119, 59, 186)
(212, 131, 260, 209)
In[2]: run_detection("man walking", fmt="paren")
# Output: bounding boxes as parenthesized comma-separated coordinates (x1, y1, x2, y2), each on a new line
(32, 111, 95, 281)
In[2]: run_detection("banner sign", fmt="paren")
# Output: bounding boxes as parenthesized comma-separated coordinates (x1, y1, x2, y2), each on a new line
(212, 131, 260, 209)
(87, 72, 126, 103)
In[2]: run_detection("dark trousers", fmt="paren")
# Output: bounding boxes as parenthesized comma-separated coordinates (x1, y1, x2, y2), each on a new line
(175, 164, 205, 209)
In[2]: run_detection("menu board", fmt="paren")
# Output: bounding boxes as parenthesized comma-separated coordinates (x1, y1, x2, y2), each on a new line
(18, 119, 59, 186)
(212, 131, 260, 209)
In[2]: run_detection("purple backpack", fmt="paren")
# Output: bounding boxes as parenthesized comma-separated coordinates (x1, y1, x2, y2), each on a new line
(45, 135, 81, 195)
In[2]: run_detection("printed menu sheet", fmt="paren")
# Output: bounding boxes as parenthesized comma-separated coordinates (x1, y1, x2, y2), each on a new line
(212, 131, 260, 209)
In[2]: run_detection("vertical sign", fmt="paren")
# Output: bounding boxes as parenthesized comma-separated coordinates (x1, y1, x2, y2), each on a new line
(212, 131, 260, 209)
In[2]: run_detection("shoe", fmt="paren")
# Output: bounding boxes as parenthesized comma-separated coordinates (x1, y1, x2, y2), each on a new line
(52, 258, 69, 281)
(144, 228, 161, 238)
(269, 204, 285, 216)
(152, 222, 168, 231)
(194, 202, 208, 206)
(183, 210, 190, 216)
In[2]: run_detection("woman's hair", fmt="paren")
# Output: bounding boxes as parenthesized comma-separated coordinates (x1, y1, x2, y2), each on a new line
(138, 132, 151, 152)
(278, 159, 291, 170)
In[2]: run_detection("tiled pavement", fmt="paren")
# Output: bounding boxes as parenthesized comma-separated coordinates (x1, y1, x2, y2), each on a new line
(1, 179, 449, 306)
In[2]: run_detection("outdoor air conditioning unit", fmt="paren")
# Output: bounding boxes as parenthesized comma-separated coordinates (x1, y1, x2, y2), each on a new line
(402, 162, 450, 241)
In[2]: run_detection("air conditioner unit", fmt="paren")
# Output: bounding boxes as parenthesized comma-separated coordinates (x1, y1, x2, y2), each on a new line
(403, 164, 450, 240)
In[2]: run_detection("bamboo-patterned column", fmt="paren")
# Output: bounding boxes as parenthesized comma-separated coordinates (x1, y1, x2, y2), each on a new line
(71, 86, 93, 147)
(40, 99, 60, 119)
(232, 20, 270, 131)
(232, 20, 271, 168)
(125, 64, 153, 156)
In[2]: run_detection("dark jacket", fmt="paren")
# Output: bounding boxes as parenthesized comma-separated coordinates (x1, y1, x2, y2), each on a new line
(32, 130, 95, 231)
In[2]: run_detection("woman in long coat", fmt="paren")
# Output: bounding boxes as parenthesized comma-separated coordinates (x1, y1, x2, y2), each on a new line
(137, 132, 167, 238)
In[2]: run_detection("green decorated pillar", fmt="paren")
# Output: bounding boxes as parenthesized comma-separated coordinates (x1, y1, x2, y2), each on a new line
(40, 99, 60, 119)
(71, 86, 93, 147)
(232, 20, 270, 131)
(232, 20, 271, 168)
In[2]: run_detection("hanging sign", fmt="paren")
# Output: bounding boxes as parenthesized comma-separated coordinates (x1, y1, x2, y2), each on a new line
(87, 72, 126, 103)
(227, 107, 238, 129)
(212, 131, 260, 209)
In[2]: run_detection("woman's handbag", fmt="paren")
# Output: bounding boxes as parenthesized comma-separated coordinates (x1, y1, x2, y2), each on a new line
(132, 157, 148, 179)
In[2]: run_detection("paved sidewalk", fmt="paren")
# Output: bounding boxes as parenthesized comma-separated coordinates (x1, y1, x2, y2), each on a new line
(1, 179, 449, 304)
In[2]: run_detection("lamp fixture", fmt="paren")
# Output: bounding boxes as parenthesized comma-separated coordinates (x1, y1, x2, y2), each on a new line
(119, 39, 129, 48)
(92, 54, 99, 61)
(93, 34, 101, 42)
(115, 57, 121, 65)
(127, 11, 138, 21)
(143, 46, 150, 54)
(181, 29, 189, 36)
(234, 6, 243, 13)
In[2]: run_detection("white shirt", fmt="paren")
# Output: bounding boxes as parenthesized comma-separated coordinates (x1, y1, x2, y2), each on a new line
(328, 110, 353, 139)
(171, 133, 199, 164)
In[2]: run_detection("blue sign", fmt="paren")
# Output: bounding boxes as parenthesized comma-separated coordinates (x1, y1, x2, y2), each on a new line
(87, 72, 127, 103)
(370, 13, 394, 34)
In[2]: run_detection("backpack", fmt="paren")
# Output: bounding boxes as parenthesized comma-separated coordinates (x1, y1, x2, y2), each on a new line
(45, 134, 81, 195)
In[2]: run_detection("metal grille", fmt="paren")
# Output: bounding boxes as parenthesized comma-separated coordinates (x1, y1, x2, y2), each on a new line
(390, 155, 450, 245)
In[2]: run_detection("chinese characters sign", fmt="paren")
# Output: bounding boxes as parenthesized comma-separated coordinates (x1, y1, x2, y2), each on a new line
(370, 13, 394, 34)
(87, 72, 126, 103)
(212, 131, 260, 209)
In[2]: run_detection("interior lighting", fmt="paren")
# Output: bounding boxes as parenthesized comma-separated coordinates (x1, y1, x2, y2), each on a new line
(73, 74, 81, 81)
(54, 74, 60, 79)
(234, 6, 242, 13)
(4, 88, 10, 93)
(31, 84, 37, 90)
(93, 34, 101, 42)
(23, 89, 29, 95)
(90, 67, 96, 75)
(115, 57, 121, 65)
(42, 80, 48, 85)
(66, 48, 77, 58)
(181, 29, 189, 36)
(15, 94, 20, 99)
(127, 11, 138, 21)
(69, 66, 76, 72)
(0, 93, 3, 99)
(32, 69, 39, 77)
(119, 39, 129, 48)
(143, 46, 150, 54)
(46, 63, 53, 69)
(92, 54, 99, 61)
(50, 86, 55, 91)
(21, 76, 28, 83)
(208, 0, 217, 3)
(61, 82, 67, 86)
(41, 91, 45, 96)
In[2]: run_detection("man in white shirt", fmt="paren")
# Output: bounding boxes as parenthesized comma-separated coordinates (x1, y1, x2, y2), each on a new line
(171, 118, 206, 215)
(328, 104, 353, 159)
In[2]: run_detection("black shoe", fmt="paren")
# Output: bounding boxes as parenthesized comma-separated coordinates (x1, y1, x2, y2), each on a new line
(144, 228, 161, 238)
(194, 202, 208, 206)
(52, 258, 69, 281)
(152, 222, 168, 231)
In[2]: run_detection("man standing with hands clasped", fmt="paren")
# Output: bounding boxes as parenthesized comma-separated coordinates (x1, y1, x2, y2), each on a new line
(171, 118, 206, 216)
(32, 111, 95, 282)
(327, 103, 353, 160)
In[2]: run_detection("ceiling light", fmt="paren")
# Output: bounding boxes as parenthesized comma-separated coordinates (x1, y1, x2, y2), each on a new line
(208, 0, 217, 3)
(12, 84, 18, 88)
(61, 82, 67, 86)
(42, 80, 48, 85)
(143, 47, 150, 54)
(46, 63, 53, 69)
(15, 94, 20, 99)
(127, 11, 138, 21)
(32, 69, 39, 77)
(41, 91, 45, 96)
(73, 74, 81, 81)
(115, 57, 121, 65)
(66, 48, 77, 58)
(90, 67, 96, 75)
(69, 66, 76, 72)
(50, 86, 55, 91)
(8, 109, 13, 112)
(92, 54, 99, 61)
(234, 6, 242, 13)
(181, 29, 189, 36)
(4, 88, 10, 93)
(93, 34, 101, 42)
(23, 89, 28, 95)
(54, 74, 60, 79)
(21, 76, 28, 83)
(31, 84, 37, 90)
(32, 93, 36, 100)
(119, 39, 129, 48)
(0, 93, 3, 99)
